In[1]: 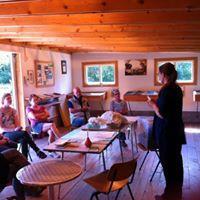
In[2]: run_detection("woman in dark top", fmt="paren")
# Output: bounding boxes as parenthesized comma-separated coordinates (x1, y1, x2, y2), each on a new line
(147, 62, 186, 200)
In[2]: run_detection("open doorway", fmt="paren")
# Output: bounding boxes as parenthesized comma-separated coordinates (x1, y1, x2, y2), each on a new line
(0, 51, 18, 109)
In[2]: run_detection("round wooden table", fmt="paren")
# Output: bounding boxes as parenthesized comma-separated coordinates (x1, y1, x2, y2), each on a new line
(16, 160, 82, 200)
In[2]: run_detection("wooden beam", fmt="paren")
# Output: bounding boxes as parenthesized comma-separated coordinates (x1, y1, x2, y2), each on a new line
(0, 39, 72, 53)
(0, 0, 200, 16)
(0, 23, 200, 33)
(0, 10, 200, 26)
(1, 31, 200, 38)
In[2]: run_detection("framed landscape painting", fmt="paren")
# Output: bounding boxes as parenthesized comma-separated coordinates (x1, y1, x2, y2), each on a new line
(125, 59, 147, 75)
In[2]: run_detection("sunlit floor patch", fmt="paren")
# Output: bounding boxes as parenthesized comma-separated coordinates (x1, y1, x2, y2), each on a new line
(185, 127, 200, 134)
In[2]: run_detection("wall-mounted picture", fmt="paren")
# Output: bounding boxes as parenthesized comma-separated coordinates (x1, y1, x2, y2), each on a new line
(27, 70, 34, 84)
(61, 60, 67, 74)
(125, 59, 147, 75)
(35, 60, 54, 87)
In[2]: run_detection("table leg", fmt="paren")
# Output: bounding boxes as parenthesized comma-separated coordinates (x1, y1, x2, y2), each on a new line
(100, 101, 104, 111)
(128, 102, 132, 115)
(133, 122, 138, 152)
(102, 151, 106, 170)
(48, 185, 54, 200)
(119, 139, 124, 162)
(129, 125, 134, 157)
(84, 153, 87, 171)
(61, 152, 64, 160)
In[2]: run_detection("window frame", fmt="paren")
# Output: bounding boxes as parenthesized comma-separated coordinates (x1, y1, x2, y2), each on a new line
(154, 57, 198, 86)
(82, 61, 118, 87)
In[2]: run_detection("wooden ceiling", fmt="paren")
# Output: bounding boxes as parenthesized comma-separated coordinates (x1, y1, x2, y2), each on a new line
(0, 0, 200, 53)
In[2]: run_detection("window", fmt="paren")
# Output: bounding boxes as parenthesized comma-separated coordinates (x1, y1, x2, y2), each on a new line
(82, 61, 118, 87)
(154, 57, 198, 85)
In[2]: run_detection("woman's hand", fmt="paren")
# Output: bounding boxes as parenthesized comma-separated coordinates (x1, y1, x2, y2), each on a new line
(147, 99, 156, 108)
(15, 126, 22, 131)
(0, 135, 9, 145)
(147, 99, 163, 119)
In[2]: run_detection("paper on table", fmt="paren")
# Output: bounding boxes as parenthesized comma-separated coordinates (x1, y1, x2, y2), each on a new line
(55, 138, 80, 147)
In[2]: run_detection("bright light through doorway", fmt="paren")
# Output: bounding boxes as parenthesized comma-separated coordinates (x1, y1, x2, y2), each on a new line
(0, 51, 16, 107)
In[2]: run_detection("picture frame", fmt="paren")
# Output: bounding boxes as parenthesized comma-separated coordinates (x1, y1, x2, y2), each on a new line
(61, 60, 67, 74)
(27, 70, 34, 84)
(35, 60, 54, 88)
(125, 59, 147, 75)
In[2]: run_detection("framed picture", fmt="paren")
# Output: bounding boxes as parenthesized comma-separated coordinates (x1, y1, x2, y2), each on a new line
(27, 70, 34, 84)
(35, 60, 54, 87)
(125, 59, 147, 75)
(61, 60, 67, 74)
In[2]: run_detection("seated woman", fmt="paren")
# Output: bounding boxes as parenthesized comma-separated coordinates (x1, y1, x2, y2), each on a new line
(26, 94, 60, 158)
(0, 93, 46, 159)
(0, 149, 45, 200)
(110, 89, 128, 147)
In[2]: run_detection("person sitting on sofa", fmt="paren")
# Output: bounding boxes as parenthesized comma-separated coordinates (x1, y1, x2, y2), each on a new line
(110, 88, 128, 147)
(68, 87, 90, 127)
(0, 93, 46, 159)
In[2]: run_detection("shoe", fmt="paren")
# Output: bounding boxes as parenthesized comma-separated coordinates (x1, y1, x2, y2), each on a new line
(48, 152, 61, 158)
(121, 141, 128, 147)
(155, 195, 164, 200)
(6, 196, 17, 200)
(25, 186, 46, 197)
(36, 150, 47, 159)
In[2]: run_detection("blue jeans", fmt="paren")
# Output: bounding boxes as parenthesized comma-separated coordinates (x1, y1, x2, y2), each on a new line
(3, 131, 40, 158)
(72, 117, 86, 127)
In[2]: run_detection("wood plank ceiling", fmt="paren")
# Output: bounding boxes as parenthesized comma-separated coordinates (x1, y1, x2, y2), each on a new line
(0, 0, 200, 53)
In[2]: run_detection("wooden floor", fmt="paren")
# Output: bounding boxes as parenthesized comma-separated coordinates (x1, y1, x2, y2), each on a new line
(1, 124, 200, 200)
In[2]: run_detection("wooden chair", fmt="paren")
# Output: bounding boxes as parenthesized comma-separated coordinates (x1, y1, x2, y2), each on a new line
(84, 158, 137, 200)
(138, 144, 161, 182)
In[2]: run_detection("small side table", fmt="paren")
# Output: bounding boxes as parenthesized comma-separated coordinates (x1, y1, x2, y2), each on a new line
(16, 160, 82, 200)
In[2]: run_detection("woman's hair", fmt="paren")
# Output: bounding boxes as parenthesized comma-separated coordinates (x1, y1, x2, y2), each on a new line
(159, 62, 177, 83)
(29, 94, 39, 102)
(1, 93, 11, 104)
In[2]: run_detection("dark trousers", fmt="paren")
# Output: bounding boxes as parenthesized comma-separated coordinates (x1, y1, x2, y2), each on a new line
(3, 131, 39, 158)
(117, 132, 126, 141)
(159, 142, 183, 199)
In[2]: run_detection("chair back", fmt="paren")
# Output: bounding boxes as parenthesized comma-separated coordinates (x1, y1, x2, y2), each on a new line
(107, 158, 137, 182)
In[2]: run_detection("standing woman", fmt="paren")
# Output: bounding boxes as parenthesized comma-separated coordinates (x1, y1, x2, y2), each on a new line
(147, 63, 186, 200)
(0, 93, 46, 159)
(26, 94, 60, 158)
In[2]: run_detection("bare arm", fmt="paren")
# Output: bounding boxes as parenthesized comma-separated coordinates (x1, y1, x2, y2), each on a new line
(27, 108, 49, 121)
(69, 107, 82, 114)
(0, 113, 15, 132)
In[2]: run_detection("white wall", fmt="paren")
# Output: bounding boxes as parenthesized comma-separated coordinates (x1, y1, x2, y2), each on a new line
(72, 52, 200, 111)
(0, 44, 72, 97)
